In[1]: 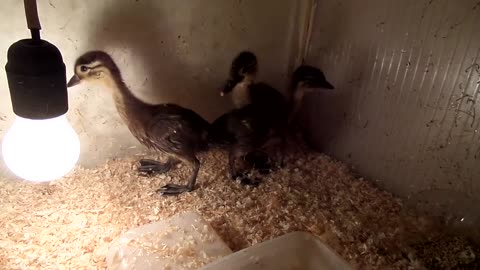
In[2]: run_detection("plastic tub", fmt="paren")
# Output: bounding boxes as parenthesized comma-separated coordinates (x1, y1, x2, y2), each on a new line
(106, 211, 232, 270)
(199, 231, 352, 270)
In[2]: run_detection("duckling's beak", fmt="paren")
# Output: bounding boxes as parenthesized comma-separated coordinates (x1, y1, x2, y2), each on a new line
(67, 75, 81, 88)
(220, 79, 236, 97)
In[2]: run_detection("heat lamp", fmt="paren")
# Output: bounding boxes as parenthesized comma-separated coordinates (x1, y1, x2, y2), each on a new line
(2, 0, 80, 182)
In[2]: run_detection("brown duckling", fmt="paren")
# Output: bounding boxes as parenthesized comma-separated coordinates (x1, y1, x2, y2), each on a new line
(67, 51, 218, 195)
(286, 65, 335, 145)
(287, 64, 335, 125)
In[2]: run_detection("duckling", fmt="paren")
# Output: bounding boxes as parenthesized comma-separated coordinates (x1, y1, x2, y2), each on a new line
(220, 51, 288, 118)
(286, 65, 335, 138)
(279, 65, 335, 150)
(221, 51, 334, 128)
(211, 52, 285, 182)
(220, 51, 257, 108)
(221, 50, 289, 145)
(67, 51, 219, 196)
(211, 103, 272, 185)
(217, 51, 334, 176)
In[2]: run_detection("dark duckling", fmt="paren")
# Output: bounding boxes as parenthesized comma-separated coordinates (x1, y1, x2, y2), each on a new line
(67, 51, 221, 196)
(213, 51, 334, 182)
(211, 51, 287, 183)
(222, 50, 334, 132)
(211, 103, 272, 185)
(223, 51, 335, 140)
(220, 51, 288, 122)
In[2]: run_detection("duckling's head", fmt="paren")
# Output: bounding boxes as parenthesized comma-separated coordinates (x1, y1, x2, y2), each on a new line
(293, 65, 334, 91)
(220, 50, 258, 96)
(67, 51, 121, 89)
(229, 51, 258, 78)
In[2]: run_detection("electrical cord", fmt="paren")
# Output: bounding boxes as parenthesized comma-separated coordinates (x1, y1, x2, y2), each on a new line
(24, 0, 41, 41)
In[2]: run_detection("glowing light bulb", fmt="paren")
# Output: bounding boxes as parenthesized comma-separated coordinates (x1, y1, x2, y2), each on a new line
(2, 114, 80, 182)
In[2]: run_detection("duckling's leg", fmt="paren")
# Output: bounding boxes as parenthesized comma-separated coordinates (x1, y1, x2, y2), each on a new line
(228, 145, 244, 180)
(137, 158, 180, 176)
(278, 133, 288, 168)
(157, 155, 200, 196)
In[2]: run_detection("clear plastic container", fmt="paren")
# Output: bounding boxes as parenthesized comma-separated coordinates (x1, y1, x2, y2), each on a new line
(106, 211, 232, 270)
(199, 231, 352, 270)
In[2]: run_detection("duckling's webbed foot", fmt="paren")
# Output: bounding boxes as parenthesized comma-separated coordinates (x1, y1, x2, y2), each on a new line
(244, 150, 273, 175)
(229, 144, 253, 180)
(156, 154, 200, 196)
(230, 151, 262, 187)
(156, 184, 192, 195)
(238, 173, 261, 187)
(137, 159, 178, 176)
(278, 133, 288, 169)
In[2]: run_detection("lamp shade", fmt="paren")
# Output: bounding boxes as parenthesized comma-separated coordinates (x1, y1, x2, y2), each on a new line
(5, 38, 68, 119)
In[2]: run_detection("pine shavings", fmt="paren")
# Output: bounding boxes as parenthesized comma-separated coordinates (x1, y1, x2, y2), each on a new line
(0, 145, 478, 269)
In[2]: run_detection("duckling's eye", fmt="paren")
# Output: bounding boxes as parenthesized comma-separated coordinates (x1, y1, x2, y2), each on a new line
(80, 66, 88, 72)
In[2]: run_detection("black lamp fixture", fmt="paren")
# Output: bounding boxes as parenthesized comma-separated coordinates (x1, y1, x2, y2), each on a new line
(2, 0, 80, 182)
(5, 0, 68, 119)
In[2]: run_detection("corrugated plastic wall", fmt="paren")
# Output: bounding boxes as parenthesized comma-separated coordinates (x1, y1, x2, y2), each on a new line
(305, 0, 480, 227)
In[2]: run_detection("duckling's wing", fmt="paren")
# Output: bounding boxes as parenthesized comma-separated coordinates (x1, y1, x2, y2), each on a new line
(250, 83, 289, 122)
(211, 113, 236, 144)
(224, 105, 272, 144)
(250, 83, 288, 130)
(152, 104, 211, 132)
(147, 105, 210, 154)
(250, 83, 286, 107)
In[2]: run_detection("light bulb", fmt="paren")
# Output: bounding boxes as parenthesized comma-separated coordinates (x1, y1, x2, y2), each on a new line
(2, 114, 80, 182)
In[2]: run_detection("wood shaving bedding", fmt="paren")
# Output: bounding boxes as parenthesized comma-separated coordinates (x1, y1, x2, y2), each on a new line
(0, 145, 478, 269)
